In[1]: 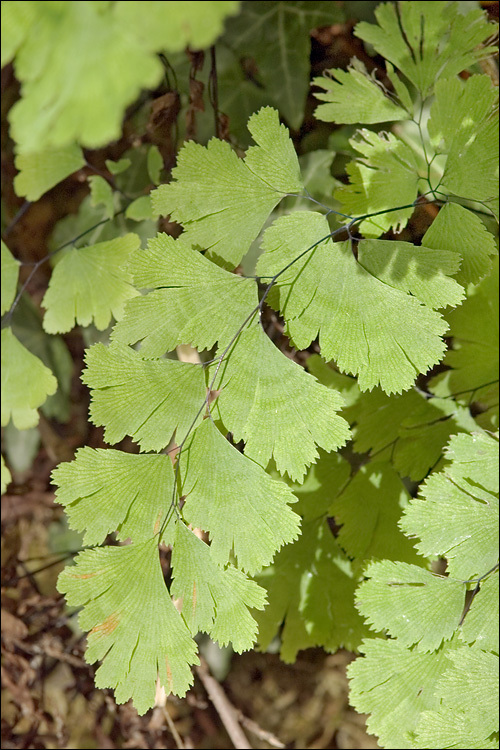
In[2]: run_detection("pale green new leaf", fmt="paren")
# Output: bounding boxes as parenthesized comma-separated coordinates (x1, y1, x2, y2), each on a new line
(42, 234, 140, 334)
(256, 518, 369, 662)
(330, 462, 422, 565)
(1, 328, 57, 429)
(82, 343, 206, 451)
(112, 233, 257, 357)
(180, 419, 300, 574)
(355, 560, 464, 652)
(152, 107, 303, 268)
(400, 433, 499, 580)
(52, 448, 175, 546)
(428, 75, 499, 204)
(335, 129, 421, 236)
(57, 538, 199, 715)
(429, 261, 499, 426)
(114, 0, 239, 54)
(313, 62, 410, 124)
(13, 144, 85, 200)
(171, 522, 266, 652)
(417, 649, 499, 749)
(89, 175, 114, 219)
(355, 2, 497, 98)
(257, 212, 449, 394)
(212, 324, 350, 481)
(8, 1, 163, 153)
(1, 242, 20, 315)
(347, 638, 458, 749)
(422, 203, 498, 287)
(222, 1, 342, 129)
(461, 573, 499, 652)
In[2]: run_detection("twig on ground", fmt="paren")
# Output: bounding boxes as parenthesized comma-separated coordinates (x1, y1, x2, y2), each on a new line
(162, 703, 185, 750)
(196, 657, 253, 749)
(235, 709, 285, 749)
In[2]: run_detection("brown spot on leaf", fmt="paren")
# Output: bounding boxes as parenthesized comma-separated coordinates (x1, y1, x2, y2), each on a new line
(154, 510, 163, 535)
(89, 611, 120, 637)
(165, 656, 173, 691)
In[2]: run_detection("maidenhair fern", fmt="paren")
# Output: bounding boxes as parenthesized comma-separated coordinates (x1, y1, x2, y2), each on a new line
(2, 1, 498, 747)
(349, 432, 499, 749)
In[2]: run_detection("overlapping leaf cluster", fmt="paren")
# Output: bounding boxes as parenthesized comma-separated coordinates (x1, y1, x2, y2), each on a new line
(349, 432, 499, 749)
(2, 0, 498, 739)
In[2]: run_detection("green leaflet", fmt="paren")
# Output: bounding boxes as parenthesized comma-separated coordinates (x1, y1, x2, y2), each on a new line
(313, 61, 410, 125)
(422, 203, 498, 287)
(112, 233, 258, 357)
(7, 1, 162, 153)
(222, 1, 342, 130)
(171, 522, 266, 651)
(400, 432, 499, 580)
(11, 293, 73, 423)
(82, 343, 206, 451)
(417, 649, 499, 749)
(42, 234, 140, 334)
(461, 573, 499, 653)
(335, 129, 421, 236)
(348, 638, 460, 749)
(88, 175, 115, 220)
(428, 75, 499, 204)
(330, 462, 422, 566)
(357, 239, 464, 309)
(52, 448, 175, 546)
(355, 561, 464, 652)
(1, 242, 20, 316)
(57, 538, 199, 715)
(256, 518, 369, 662)
(306, 356, 361, 409)
(354, 2, 497, 98)
(290, 448, 351, 521)
(429, 261, 499, 429)
(344, 388, 478, 481)
(13, 144, 85, 201)
(257, 211, 450, 394)
(124, 195, 159, 222)
(146, 145, 163, 186)
(0, 0, 38, 67)
(105, 157, 132, 176)
(180, 419, 300, 574)
(211, 324, 350, 481)
(152, 107, 303, 268)
(1, 328, 57, 429)
(5, 1, 238, 154)
(445, 431, 499, 494)
(113, 0, 239, 54)
(428, 75, 498, 155)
